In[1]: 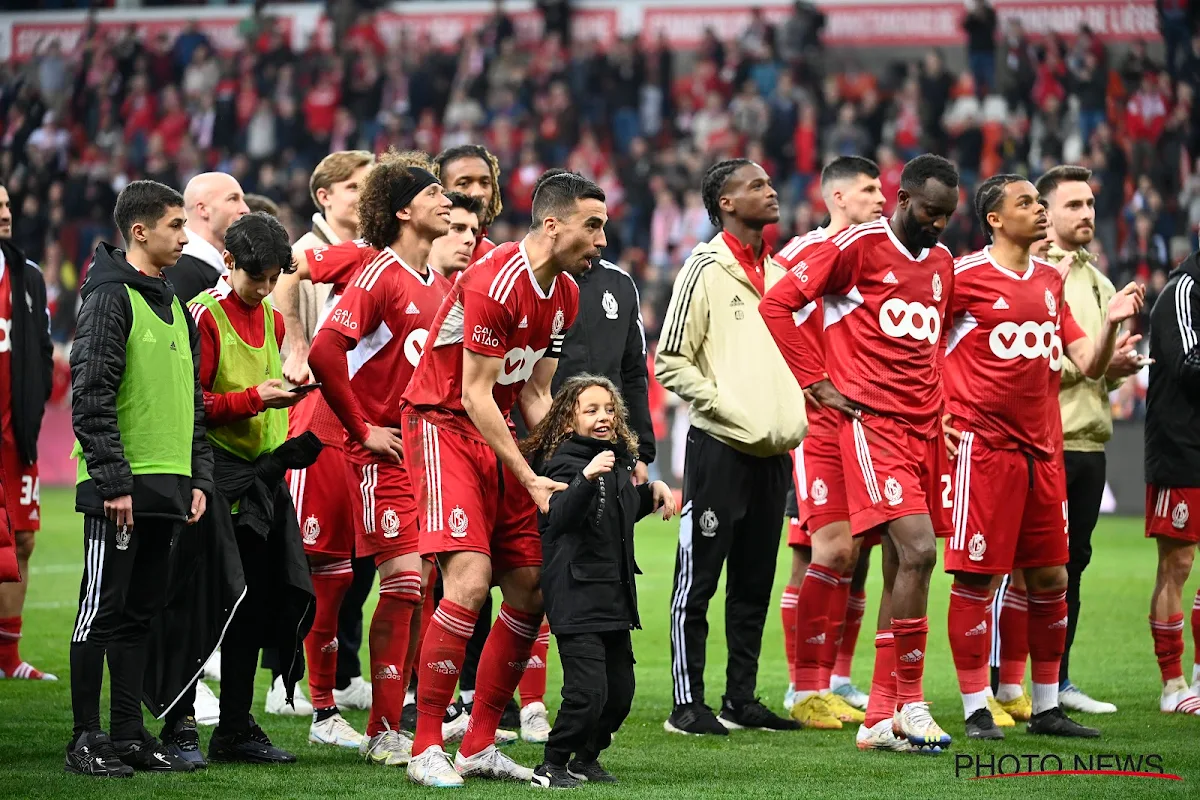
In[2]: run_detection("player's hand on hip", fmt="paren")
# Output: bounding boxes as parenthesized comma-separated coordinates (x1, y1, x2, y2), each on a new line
(362, 425, 404, 464)
(257, 379, 304, 409)
(527, 476, 569, 514)
(803, 388, 823, 409)
(942, 413, 962, 460)
(583, 451, 616, 481)
(104, 494, 134, 530)
(282, 344, 312, 386)
(651, 480, 677, 520)
(632, 460, 649, 485)
(1107, 282, 1146, 324)
(809, 379, 860, 419)
(187, 488, 207, 525)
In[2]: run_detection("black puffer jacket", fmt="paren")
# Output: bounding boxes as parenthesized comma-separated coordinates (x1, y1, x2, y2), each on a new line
(70, 244, 214, 519)
(538, 435, 654, 635)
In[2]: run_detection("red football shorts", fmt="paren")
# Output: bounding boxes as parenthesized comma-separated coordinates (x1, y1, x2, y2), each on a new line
(798, 433, 848, 535)
(2, 444, 39, 532)
(787, 517, 811, 548)
(944, 434, 1069, 574)
(839, 414, 953, 538)
(290, 446, 355, 558)
(403, 412, 541, 574)
(349, 459, 418, 561)
(1146, 485, 1200, 544)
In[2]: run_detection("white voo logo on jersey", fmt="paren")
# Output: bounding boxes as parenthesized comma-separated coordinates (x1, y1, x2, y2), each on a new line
(404, 329, 428, 367)
(497, 346, 548, 386)
(879, 298, 940, 344)
(988, 321, 1063, 370)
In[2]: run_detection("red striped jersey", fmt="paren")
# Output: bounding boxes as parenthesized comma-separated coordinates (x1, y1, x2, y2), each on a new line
(402, 240, 579, 440)
(943, 247, 1086, 458)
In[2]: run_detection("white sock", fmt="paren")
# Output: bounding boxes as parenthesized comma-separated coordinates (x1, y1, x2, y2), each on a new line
(961, 690, 988, 720)
(403, 689, 416, 705)
(1164, 676, 1188, 696)
(794, 689, 818, 702)
(984, 686, 996, 699)
(1032, 682, 1058, 715)
(830, 674, 851, 690)
(1193, 663, 1200, 685)
(459, 689, 475, 705)
(996, 682, 1024, 702)
(787, 682, 795, 693)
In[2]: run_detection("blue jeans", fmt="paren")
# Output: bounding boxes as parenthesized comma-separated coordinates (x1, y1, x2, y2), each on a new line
(969, 51, 995, 94)
(1078, 109, 1106, 147)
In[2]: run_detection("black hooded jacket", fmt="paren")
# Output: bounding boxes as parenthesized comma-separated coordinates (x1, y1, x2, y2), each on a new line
(1146, 251, 1200, 487)
(1, 239, 53, 465)
(537, 434, 654, 635)
(70, 243, 214, 519)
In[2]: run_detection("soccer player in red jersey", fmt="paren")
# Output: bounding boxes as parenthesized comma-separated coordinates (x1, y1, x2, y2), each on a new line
(773, 157, 884, 730)
(400, 172, 605, 787)
(760, 154, 960, 749)
(943, 174, 1143, 740)
(308, 155, 453, 767)
(434, 145, 502, 264)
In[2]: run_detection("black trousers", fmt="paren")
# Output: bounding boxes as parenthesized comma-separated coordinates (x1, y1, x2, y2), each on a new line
(1061, 450, 1106, 684)
(166, 526, 272, 734)
(668, 427, 790, 707)
(334, 554, 376, 687)
(545, 630, 634, 766)
(70, 515, 176, 741)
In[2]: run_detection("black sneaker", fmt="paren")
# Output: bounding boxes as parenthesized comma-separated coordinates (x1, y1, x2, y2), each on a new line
(401, 701, 418, 733)
(161, 715, 208, 769)
(500, 697, 520, 729)
(718, 696, 800, 731)
(965, 708, 1005, 740)
(1027, 706, 1101, 738)
(113, 732, 196, 772)
(209, 722, 297, 764)
(531, 763, 581, 789)
(443, 697, 466, 725)
(567, 759, 618, 783)
(64, 731, 134, 778)
(664, 702, 729, 736)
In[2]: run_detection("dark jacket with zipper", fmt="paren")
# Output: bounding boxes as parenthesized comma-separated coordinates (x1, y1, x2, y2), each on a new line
(553, 260, 657, 464)
(70, 243, 214, 519)
(1146, 251, 1200, 487)
(538, 435, 654, 635)
(1, 239, 53, 465)
(162, 252, 222, 314)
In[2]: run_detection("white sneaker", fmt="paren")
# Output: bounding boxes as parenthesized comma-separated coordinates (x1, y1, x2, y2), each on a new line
(494, 727, 519, 746)
(784, 683, 798, 712)
(360, 727, 413, 766)
(1058, 685, 1117, 714)
(201, 650, 221, 682)
(832, 681, 870, 710)
(520, 701, 551, 743)
(443, 710, 470, 744)
(1162, 686, 1200, 714)
(408, 745, 464, 787)
(454, 744, 534, 781)
(194, 679, 221, 726)
(309, 712, 365, 748)
(855, 719, 917, 752)
(265, 675, 314, 716)
(893, 701, 952, 748)
(333, 676, 373, 711)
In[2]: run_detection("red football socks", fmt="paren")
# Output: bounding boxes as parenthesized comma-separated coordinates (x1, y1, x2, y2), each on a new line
(864, 630, 896, 728)
(0, 615, 22, 675)
(1151, 613, 1185, 683)
(794, 564, 840, 693)
(413, 599, 478, 755)
(780, 585, 800, 686)
(305, 560, 354, 710)
(999, 587, 1029, 686)
(891, 616, 929, 709)
(947, 585, 992, 694)
(518, 622, 551, 707)
(460, 604, 540, 757)
(819, 574, 853, 690)
(367, 571, 422, 737)
(835, 589, 867, 679)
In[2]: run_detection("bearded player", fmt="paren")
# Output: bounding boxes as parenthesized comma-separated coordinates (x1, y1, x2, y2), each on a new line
(773, 157, 884, 729)
(400, 172, 605, 787)
(761, 154, 960, 750)
(943, 174, 1143, 739)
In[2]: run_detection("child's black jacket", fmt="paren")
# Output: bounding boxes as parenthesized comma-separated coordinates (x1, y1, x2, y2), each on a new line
(537, 434, 654, 635)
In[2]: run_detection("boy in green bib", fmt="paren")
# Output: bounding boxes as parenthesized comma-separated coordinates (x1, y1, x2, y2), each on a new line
(67, 180, 213, 777)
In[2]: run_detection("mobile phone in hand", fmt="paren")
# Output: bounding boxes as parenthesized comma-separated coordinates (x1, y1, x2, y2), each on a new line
(290, 382, 323, 395)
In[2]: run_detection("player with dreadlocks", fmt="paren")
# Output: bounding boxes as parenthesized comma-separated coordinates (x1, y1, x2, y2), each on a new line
(434, 145, 503, 264)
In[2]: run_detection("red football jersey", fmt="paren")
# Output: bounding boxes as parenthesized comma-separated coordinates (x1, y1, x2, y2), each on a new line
(304, 238, 376, 292)
(768, 217, 955, 437)
(775, 228, 837, 436)
(402, 240, 579, 441)
(322, 247, 450, 461)
(943, 248, 1086, 458)
(472, 235, 497, 265)
(0, 257, 13, 444)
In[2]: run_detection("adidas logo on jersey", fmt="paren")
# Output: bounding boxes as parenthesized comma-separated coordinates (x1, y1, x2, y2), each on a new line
(169, 341, 177, 351)
(993, 297, 1010, 310)
(427, 660, 459, 675)
(405, 301, 420, 315)
(965, 620, 988, 637)
(883, 271, 898, 285)
(899, 649, 924, 664)
(141, 330, 157, 344)
(730, 295, 744, 307)
(518, 315, 529, 328)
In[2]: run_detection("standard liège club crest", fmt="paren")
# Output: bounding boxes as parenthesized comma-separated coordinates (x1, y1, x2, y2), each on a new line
(551, 309, 565, 337)
(1173, 501, 1190, 530)
(302, 515, 321, 546)
(968, 532, 986, 562)
(811, 478, 828, 506)
(931, 272, 943, 302)
(884, 476, 903, 506)
(115, 524, 131, 551)
(449, 506, 469, 538)
(381, 508, 401, 538)
(602, 290, 618, 320)
(699, 508, 719, 537)
(1045, 288, 1057, 316)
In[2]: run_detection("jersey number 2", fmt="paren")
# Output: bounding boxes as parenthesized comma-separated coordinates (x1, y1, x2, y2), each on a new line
(941, 475, 952, 509)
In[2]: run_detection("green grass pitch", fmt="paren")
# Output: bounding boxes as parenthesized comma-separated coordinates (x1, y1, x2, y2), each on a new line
(1, 488, 1197, 799)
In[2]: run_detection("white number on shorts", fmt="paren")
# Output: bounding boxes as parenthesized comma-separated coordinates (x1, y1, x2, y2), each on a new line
(20, 475, 39, 506)
(940, 474, 952, 509)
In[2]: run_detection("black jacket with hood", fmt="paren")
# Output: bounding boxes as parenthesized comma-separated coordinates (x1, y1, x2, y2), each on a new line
(537, 434, 654, 635)
(70, 243, 214, 519)
(1146, 251, 1200, 486)
(1, 239, 53, 466)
